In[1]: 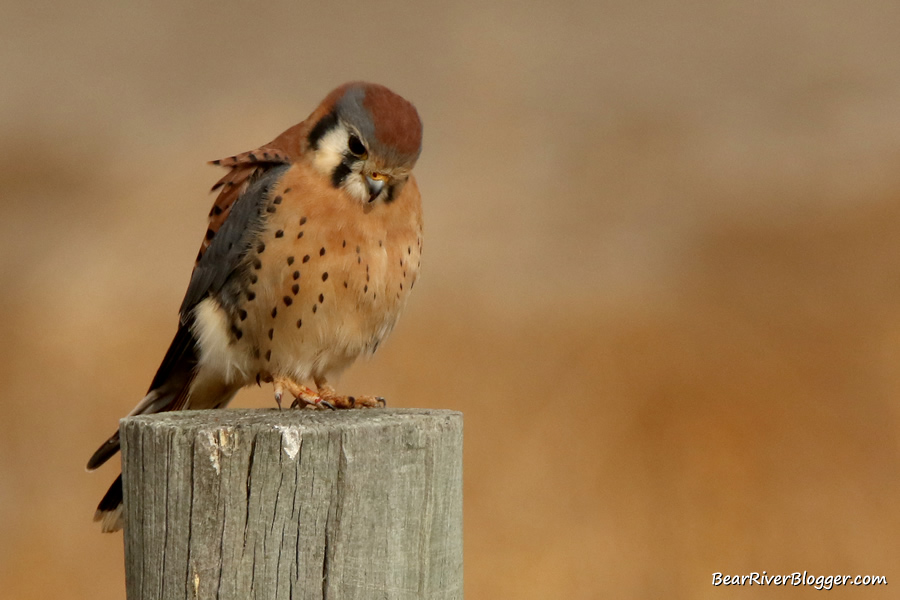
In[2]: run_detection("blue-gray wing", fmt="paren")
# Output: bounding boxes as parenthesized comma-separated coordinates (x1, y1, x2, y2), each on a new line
(178, 164, 290, 322)
(86, 163, 290, 515)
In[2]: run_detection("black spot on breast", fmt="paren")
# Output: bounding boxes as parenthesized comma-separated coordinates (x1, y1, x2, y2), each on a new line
(257, 243, 266, 253)
(265, 349, 272, 361)
(364, 285, 368, 293)
(296, 319, 302, 328)
(247, 291, 256, 301)
(319, 247, 326, 256)
(266, 205, 276, 213)
(271, 307, 277, 318)
(248, 152, 257, 161)
(300, 217, 307, 225)
(343, 281, 348, 288)
(284, 188, 291, 194)
(292, 283, 299, 294)
(342, 240, 346, 248)
(205, 228, 215, 241)
(287, 256, 295, 265)
(283, 296, 292, 306)
(318, 293, 324, 303)
(231, 325, 243, 340)
(213, 205, 223, 216)
(249, 274, 258, 284)
(293, 271, 300, 280)
(312, 304, 318, 314)
(302, 255, 310, 263)
(408, 247, 412, 254)
(273, 195, 282, 205)
(356, 246, 361, 254)
(297, 231, 304, 239)
(238, 309, 247, 321)
(252, 258, 262, 270)
(321, 272, 329, 281)
(268, 328, 274, 340)
(275, 230, 284, 238)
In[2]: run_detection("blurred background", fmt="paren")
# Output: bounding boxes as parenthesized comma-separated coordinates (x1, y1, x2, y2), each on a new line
(2, 1, 899, 598)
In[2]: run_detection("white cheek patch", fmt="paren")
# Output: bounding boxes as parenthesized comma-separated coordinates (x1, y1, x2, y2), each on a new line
(311, 127, 349, 175)
(311, 125, 370, 203)
(344, 177, 369, 203)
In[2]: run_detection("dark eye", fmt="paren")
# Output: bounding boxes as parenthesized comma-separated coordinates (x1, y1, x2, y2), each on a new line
(347, 135, 367, 157)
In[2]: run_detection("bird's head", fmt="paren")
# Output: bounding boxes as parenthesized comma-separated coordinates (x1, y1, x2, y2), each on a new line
(306, 82, 422, 205)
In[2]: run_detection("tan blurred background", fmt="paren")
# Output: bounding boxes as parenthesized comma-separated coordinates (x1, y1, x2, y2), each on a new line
(2, 0, 900, 598)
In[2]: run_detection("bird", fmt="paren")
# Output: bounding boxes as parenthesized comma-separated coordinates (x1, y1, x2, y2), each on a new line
(86, 82, 424, 533)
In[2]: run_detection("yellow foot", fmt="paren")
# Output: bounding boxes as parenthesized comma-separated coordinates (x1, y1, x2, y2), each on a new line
(272, 376, 327, 410)
(316, 383, 386, 409)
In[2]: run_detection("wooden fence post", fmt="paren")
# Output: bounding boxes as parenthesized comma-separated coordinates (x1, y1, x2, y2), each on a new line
(119, 408, 463, 599)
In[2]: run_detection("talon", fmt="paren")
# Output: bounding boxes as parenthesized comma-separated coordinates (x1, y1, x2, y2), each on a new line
(274, 381, 284, 411)
(376, 397, 386, 407)
(318, 399, 337, 410)
(290, 398, 301, 409)
(348, 396, 356, 408)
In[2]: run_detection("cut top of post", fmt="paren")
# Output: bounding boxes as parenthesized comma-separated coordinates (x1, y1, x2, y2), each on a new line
(122, 407, 461, 431)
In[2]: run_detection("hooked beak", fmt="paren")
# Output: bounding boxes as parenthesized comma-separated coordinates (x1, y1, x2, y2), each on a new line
(365, 173, 386, 203)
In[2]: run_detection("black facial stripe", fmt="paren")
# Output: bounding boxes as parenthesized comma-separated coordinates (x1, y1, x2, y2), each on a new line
(331, 160, 353, 188)
(384, 184, 396, 203)
(307, 111, 339, 150)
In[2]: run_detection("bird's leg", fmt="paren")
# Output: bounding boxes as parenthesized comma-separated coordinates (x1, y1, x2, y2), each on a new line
(270, 375, 325, 409)
(314, 376, 386, 409)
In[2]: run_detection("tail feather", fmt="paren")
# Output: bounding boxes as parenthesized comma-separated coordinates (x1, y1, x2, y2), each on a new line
(94, 475, 124, 533)
(86, 431, 120, 471)
(89, 324, 198, 532)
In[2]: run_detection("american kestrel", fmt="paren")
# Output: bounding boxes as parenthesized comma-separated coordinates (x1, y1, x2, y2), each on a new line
(87, 82, 424, 532)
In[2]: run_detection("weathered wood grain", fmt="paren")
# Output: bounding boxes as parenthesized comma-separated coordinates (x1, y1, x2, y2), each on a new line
(120, 408, 463, 599)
